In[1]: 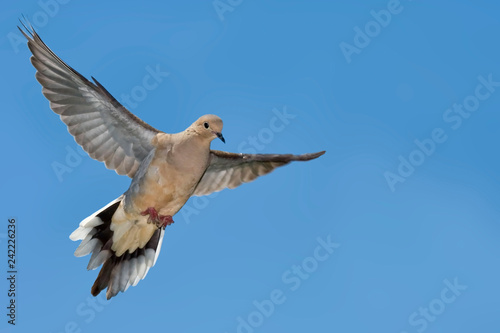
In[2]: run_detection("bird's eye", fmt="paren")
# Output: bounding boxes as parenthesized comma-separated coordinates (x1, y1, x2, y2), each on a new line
(204, 122, 209, 129)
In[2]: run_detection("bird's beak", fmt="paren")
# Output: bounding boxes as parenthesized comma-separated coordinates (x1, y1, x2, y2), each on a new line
(216, 132, 225, 143)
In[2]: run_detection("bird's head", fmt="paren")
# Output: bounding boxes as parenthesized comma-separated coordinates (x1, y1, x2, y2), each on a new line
(191, 114, 225, 143)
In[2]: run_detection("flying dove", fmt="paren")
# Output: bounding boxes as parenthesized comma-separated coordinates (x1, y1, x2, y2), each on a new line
(19, 23, 325, 299)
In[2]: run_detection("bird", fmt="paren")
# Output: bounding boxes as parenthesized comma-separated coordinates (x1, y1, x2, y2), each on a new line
(19, 22, 325, 299)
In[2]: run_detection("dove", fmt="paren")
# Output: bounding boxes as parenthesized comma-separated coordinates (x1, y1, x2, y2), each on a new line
(19, 22, 325, 299)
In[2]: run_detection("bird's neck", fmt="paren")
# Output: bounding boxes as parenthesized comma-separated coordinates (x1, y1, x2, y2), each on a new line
(161, 131, 210, 170)
(151, 131, 211, 167)
(181, 129, 211, 150)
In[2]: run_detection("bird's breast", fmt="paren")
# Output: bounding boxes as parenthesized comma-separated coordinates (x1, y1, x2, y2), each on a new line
(129, 148, 209, 216)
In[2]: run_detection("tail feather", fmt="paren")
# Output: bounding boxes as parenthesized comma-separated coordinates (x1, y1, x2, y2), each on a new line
(74, 237, 99, 257)
(69, 197, 120, 241)
(71, 196, 166, 299)
(87, 244, 112, 270)
(90, 256, 115, 296)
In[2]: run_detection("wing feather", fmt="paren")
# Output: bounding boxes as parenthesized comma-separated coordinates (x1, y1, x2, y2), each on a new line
(19, 23, 160, 178)
(193, 150, 325, 196)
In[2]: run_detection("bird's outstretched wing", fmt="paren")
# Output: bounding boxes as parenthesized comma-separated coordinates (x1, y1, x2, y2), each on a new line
(19, 23, 160, 178)
(193, 150, 325, 196)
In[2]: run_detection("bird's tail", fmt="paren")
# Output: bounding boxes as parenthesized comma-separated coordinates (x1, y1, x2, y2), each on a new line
(69, 196, 165, 299)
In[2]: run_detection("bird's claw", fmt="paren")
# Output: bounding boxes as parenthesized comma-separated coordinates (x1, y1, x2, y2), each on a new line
(141, 207, 174, 228)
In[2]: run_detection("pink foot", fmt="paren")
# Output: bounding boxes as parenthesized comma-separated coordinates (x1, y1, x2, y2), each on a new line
(159, 215, 174, 228)
(141, 207, 158, 220)
(141, 207, 174, 228)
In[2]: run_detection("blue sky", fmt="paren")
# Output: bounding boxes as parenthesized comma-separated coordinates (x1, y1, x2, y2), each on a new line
(1, 0, 500, 332)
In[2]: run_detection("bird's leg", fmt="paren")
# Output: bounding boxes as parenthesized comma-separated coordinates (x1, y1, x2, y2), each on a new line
(141, 207, 174, 228)
(158, 215, 174, 228)
(141, 207, 158, 222)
